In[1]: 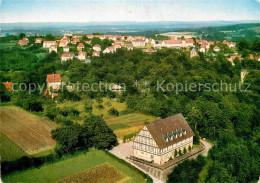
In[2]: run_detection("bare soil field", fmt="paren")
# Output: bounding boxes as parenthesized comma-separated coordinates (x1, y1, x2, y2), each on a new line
(53, 163, 127, 183)
(0, 106, 58, 155)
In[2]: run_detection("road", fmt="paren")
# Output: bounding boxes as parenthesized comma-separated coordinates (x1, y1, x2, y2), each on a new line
(109, 139, 212, 183)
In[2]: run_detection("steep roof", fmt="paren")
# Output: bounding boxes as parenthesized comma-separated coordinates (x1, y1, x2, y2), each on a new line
(62, 53, 74, 57)
(47, 74, 61, 83)
(164, 40, 182, 44)
(93, 44, 101, 48)
(146, 114, 194, 149)
(3, 82, 13, 92)
(77, 43, 85, 48)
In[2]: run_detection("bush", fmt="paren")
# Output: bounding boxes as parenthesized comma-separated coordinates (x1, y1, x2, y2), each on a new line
(179, 149, 182, 156)
(188, 145, 192, 152)
(96, 98, 103, 103)
(174, 149, 178, 157)
(183, 147, 187, 154)
(84, 100, 93, 112)
(108, 108, 119, 116)
(97, 104, 104, 109)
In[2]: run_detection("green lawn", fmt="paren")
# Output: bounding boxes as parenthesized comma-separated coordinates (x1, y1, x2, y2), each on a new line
(2, 150, 146, 183)
(36, 52, 48, 60)
(0, 133, 27, 161)
(0, 42, 17, 49)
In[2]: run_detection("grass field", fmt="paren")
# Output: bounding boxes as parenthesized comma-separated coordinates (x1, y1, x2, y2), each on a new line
(57, 98, 156, 139)
(54, 163, 126, 183)
(0, 106, 58, 155)
(0, 133, 26, 161)
(0, 42, 17, 49)
(107, 113, 157, 139)
(36, 52, 48, 60)
(2, 150, 146, 183)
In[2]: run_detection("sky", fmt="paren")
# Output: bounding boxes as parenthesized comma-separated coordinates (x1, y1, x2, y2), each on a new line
(0, 0, 259, 23)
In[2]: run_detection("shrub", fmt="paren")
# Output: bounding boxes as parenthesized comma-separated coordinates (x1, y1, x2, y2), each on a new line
(96, 98, 103, 103)
(183, 147, 187, 154)
(97, 104, 104, 109)
(188, 145, 192, 152)
(178, 149, 182, 156)
(84, 100, 93, 112)
(174, 149, 178, 157)
(108, 108, 119, 116)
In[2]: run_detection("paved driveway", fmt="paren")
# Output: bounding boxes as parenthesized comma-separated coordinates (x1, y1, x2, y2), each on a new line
(109, 139, 212, 183)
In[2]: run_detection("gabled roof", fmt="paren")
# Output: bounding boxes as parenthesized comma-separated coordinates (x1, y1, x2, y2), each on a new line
(43, 41, 56, 43)
(78, 51, 86, 56)
(62, 53, 74, 57)
(146, 114, 194, 149)
(126, 44, 133, 48)
(47, 74, 61, 83)
(77, 43, 85, 48)
(92, 51, 100, 56)
(164, 40, 182, 44)
(3, 82, 13, 92)
(93, 44, 101, 48)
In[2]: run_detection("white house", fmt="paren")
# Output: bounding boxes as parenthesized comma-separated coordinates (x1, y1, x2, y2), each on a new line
(132, 39, 146, 47)
(93, 44, 101, 52)
(43, 41, 56, 48)
(78, 51, 86, 60)
(61, 53, 74, 62)
(126, 44, 134, 51)
(199, 45, 206, 52)
(63, 46, 69, 52)
(133, 114, 194, 165)
(59, 40, 68, 47)
(214, 46, 220, 52)
(92, 51, 100, 57)
(35, 38, 42, 43)
(49, 45, 57, 53)
(103, 46, 116, 54)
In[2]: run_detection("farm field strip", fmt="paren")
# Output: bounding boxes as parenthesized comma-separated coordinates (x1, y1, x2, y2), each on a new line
(53, 163, 127, 183)
(0, 133, 27, 161)
(0, 106, 58, 155)
(2, 150, 146, 183)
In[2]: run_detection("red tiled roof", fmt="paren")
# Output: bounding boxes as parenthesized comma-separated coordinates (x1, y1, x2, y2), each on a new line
(3, 82, 13, 92)
(230, 56, 242, 61)
(185, 39, 194, 43)
(92, 51, 100, 56)
(43, 41, 56, 43)
(126, 44, 133, 47)
(79, 51, 86, 56)
(47, 74, 61, 83)
(164, 40, 182, 44)
(62, 53, 74, 57)
(93, 44, 101, 48)
(77, 43, 84, 48)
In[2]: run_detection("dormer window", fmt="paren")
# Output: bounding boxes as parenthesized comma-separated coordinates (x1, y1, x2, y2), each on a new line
(167, 133, 172, 140)
(172, 131, 177, 138)
(182, 128, 187, 135)
(162, 134, 168, 142)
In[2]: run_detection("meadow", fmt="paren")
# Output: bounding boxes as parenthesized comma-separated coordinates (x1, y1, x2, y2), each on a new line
(0, 133, 26, 161)
(57, 98, 157, 139)
(2, 150, 147, 183)
(0, 42, 17, 49)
